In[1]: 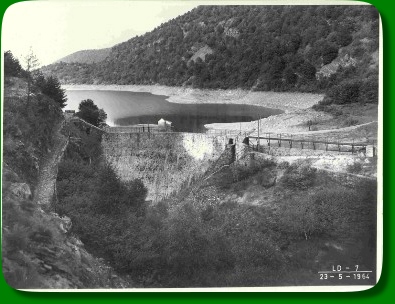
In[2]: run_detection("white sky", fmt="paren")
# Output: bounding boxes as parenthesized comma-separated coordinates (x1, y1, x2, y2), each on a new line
(2, 0, 198, 66)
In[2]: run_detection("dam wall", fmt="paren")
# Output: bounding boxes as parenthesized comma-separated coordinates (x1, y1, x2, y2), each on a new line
(102, 132, 233, 202)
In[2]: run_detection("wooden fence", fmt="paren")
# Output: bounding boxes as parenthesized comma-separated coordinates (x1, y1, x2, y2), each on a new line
(249, 133, 374, 154)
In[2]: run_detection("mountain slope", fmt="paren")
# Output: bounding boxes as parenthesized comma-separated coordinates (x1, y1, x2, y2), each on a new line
(2, 76, 131, 288)
(55, 48, 111, 64)
(42, 5, 379, 94)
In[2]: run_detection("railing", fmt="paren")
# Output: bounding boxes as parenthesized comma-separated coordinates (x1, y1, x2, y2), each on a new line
(205, 129, 249, 137)
(106, 125, 174, 133)
(249, 132, 375, 154)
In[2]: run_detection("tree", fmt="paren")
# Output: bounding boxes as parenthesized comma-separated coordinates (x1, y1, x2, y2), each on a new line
(76, 99, 106, 127)
(41, 76, 67, 108)
(98, 109, 107, 126)
(327, 80, 361, 104)
(334, 28, 353, 47)
(24, 47, 40, 102)
(4, 51, 22, 77)
(297, 61, 316, 81)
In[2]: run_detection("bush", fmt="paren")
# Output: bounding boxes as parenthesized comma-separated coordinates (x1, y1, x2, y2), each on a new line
(278, 161, 290, 169)
(313, 103, 343, 117)
(4, 224, 29, 253)
(29, 226, 54, 244)
(280, 162, 316, 189)
(347, 162, 363, 174)
(231, 158, 276, 182)
(326, 80, 362, 104)
(343, 117, 359, 127)
(280, 187, 359, 239)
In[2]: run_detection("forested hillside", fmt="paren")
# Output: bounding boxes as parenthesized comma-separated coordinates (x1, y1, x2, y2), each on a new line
(42, 5, 379, 96)
(55, 48, 111, 64)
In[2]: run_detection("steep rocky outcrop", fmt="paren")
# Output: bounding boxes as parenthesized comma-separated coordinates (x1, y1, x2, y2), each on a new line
(2, 77, 131, 289)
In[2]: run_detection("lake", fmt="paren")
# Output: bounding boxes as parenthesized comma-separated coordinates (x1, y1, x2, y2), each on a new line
(65, 90, 283, 132)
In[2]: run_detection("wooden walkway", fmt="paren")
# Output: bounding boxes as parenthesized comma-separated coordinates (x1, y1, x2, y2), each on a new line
(249, 133, 372, 154)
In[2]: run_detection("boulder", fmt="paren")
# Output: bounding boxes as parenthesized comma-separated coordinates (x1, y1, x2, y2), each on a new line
(50, 213, 72, 233)
(9, 182, 32, 199)
(60, 216, 72, 233)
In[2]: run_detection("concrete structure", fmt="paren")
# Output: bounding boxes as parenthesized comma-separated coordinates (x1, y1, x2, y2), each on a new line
(158, 118, 172, 131)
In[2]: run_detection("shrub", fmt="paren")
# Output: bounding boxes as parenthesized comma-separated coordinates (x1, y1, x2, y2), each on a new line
(280, 162, 316, 189)
(347, 162, 363, 174)
(280, 187, 359, 239)
(278, 161, 290, 169)
(312, 102, 343, 117)
(326, 80, 362, 104)
(343, 117, 359, 127)
(20, 200, 36, 214)
(231, 158, 276, 182)
(126, 179, 148, 204)
(4, 224, 29, 253)
(29, 226, 54, 244)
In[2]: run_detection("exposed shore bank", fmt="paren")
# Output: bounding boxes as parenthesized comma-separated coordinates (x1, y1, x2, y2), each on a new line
(62, 84, 324, 113)
(63, 84, 326, 133)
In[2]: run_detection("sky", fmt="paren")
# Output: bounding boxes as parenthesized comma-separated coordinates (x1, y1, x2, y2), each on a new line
(2, 0, 199, 67)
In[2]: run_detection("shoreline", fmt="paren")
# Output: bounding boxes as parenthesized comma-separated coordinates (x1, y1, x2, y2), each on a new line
(62, 84, 324, 113)
(63, 84, 325, 132)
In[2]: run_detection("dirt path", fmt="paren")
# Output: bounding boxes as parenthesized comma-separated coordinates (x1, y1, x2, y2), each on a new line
(34, 119, 68, 207)
(285, 121, 378, 135)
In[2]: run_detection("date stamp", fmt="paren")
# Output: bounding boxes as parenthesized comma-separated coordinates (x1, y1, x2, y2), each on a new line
(318, 265, 373, 281)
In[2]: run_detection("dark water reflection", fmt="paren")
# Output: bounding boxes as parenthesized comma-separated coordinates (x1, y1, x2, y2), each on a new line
(65, 90, 283, 132)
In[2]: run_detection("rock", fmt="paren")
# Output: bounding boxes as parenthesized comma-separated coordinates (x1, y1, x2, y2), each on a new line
(9, 182, 32, 199)
(42, 264, 53, 271)
(261, 175, 277, 188)
(50, 213, 72, 233)
(60, 216, 72, 233)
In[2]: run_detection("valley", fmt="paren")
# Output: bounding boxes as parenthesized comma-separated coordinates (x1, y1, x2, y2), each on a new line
(2, 2, 380, 290)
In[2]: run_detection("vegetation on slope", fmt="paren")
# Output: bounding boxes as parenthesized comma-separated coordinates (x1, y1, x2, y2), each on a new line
(42, 5, 379, 100)
(56, 139, 377, 287)
(2, 52, 129, 288)
(55, 48, 111, 64)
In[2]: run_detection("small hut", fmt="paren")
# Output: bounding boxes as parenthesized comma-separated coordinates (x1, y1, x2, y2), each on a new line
(158, 118, 172, 131)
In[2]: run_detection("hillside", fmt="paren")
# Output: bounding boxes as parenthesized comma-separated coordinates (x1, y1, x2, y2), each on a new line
(55, 48, 111, 64)
(3, 57, 378, 288)
(56, 131, 377, 287)
(42, 5, 379, 97)
(2, 70, 130, 287)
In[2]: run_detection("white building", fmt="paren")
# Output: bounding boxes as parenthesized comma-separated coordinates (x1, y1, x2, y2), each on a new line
(158, 118, 172, 130)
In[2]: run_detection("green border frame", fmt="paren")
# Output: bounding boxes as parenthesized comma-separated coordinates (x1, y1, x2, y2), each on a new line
(0, 0, 392, 301)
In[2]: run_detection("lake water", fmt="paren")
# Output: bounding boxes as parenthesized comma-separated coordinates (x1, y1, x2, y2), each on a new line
(65, 90, 283, 132)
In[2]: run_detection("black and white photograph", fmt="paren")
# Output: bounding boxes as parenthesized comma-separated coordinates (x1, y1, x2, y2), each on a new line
(2, 0, 382, 291)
